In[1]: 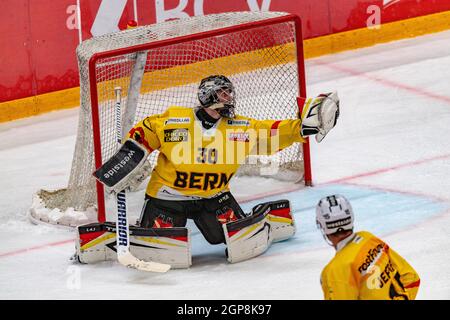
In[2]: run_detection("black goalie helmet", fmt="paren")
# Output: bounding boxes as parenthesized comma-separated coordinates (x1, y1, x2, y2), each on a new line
(198, 75, 236, 118)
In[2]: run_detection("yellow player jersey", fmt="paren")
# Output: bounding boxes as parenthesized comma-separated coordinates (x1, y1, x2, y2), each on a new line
(320, 231, 420, 300)
(126, 106, 305, 199)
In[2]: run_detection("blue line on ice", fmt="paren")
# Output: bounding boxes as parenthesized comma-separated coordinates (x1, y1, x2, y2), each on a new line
(189, 184, 450, 257)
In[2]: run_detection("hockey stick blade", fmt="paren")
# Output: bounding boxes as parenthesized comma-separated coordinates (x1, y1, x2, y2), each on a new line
(118, 251, 171, 273)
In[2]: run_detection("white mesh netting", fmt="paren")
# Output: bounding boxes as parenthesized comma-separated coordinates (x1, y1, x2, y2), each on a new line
(29, 11, 306, 227)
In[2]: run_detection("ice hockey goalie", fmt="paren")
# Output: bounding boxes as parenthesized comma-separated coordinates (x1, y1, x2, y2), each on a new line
(74, 75, 339, 268)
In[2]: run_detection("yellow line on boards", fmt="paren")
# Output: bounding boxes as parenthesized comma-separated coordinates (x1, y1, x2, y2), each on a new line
(1, 10, 449, 123)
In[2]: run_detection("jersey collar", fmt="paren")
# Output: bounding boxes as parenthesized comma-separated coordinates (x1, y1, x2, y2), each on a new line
(336, 233, 356, 252)
(193, 107, 222, 135)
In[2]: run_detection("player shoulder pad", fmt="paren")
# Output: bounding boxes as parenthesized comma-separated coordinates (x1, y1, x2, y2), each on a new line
(162, 106, 194, 126)
(165, 105, 193, 115)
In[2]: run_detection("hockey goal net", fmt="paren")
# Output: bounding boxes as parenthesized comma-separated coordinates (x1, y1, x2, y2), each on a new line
(29, 11, 310, 227)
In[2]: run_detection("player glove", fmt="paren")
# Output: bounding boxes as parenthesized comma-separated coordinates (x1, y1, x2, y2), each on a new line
(299, 91, 340, 143)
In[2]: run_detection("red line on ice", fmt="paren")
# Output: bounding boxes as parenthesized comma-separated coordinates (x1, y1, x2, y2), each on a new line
(237, 184, 304, 203)
(323, 153, 450, 185)
(338, 181, 450, 203)
(314, 61, 450, 105)
(0, 239, 74, 259)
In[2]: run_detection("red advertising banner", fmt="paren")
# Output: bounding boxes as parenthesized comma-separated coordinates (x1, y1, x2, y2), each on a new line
(328, 0, 450, 33)
(1, 0, 449, 103)
(0, 0, 79, 102)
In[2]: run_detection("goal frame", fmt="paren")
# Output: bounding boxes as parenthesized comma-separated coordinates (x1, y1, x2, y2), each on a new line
(88, 14, 312, 223)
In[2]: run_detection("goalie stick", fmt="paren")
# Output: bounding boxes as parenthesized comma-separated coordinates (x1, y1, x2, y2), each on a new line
(113, 86, 170, 273)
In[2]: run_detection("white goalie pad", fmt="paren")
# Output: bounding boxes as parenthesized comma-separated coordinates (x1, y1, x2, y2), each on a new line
(74, 222, 191, 269)
(223, 200, 296, 264)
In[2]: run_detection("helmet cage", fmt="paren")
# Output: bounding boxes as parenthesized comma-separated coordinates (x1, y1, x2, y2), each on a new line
(198, 75, 236, 118)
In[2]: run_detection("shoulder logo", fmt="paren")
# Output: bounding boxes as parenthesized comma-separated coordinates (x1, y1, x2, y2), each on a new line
(227, 119, 250, 126)
(164, 117, 191, 125)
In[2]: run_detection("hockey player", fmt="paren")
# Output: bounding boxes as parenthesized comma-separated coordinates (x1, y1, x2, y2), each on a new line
(83, 75, 339, 267)
(316, 194, 421, 300)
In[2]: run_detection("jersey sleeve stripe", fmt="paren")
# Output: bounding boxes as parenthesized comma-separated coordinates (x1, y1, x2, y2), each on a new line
(404, 279, 421, 289)
(270, 120, 282, 136)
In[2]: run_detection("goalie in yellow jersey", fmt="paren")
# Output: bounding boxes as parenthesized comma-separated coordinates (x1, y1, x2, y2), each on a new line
(316, 195, 421, 300)
(79, 75, 339, 268)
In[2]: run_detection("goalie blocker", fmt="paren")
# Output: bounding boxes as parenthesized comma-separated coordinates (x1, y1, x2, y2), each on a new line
(73, 200, 295, 267)
(93, 139, 150, 193)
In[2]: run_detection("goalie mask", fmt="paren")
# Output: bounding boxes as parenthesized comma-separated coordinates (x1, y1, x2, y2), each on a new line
(316, 194, 354, 244)
(198, 75, 236, 118)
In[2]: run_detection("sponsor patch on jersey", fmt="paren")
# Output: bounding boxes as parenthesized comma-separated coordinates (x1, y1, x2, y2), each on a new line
(227, 119, 250, 126)
(164, 129, 189, 142)
(228, 132, 250, 142)
(164, 117, 191, 125)
(357, 243, 388, 274)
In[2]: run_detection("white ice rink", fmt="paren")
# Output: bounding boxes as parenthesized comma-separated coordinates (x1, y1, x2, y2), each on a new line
(1, 29, 449, 300)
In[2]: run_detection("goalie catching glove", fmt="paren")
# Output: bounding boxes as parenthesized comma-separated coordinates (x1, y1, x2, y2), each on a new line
(93, 139, 150, 193)
(299, 91, 340, 143)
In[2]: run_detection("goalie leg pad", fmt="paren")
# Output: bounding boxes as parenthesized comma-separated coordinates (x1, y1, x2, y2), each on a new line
(253, 199, 296, 242)
(223, 200, 296, 264)
(74, 222, 192, 269)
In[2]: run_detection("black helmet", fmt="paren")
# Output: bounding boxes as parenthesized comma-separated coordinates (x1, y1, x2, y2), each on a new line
(198, 75, 236, 118)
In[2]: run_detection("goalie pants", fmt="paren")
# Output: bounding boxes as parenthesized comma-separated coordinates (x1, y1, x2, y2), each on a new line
(138, 192, 246, 244)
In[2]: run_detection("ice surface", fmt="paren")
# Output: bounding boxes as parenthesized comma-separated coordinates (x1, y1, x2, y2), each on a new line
(1, 30, 450, 299)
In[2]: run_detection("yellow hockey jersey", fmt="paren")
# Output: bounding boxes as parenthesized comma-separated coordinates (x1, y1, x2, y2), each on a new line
(126, 106, 305, 199)
(320, 231, 420, 300)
